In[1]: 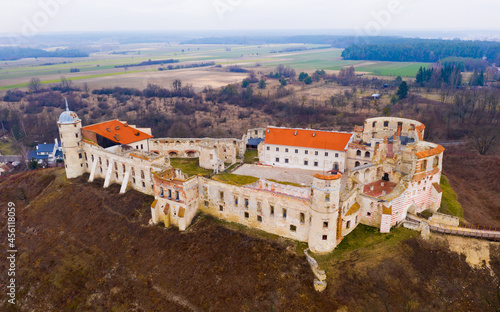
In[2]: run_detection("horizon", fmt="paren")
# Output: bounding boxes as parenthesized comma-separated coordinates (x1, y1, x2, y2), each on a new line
(1, 0, 499, 43)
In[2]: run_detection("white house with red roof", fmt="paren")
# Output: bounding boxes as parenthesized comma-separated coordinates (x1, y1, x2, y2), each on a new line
(259, 127, 354, 172)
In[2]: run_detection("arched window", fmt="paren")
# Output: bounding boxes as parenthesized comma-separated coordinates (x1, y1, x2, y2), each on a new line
(422, 160, 428, 172)
(132, 167, 135, 176)
(160, 187, 164, 197)
(355, 161, 360, 167)
(141, 170, 145, 179)
(433, 156, 439, 168)
(365, 151, 370, 158)
(356, 150, 362, 156)
(99, 157, 102, 165)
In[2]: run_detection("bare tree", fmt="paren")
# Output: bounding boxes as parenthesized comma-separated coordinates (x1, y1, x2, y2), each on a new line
(173, 79, 182, 92)
(470, 125, 499, 155)
(28, 77, 41, 93)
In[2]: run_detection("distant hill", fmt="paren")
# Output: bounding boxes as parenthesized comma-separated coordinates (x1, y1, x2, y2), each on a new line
(0, 47, 89, 61)
(0, 168, 498, 311)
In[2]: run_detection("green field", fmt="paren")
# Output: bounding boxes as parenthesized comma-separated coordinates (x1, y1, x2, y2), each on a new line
(0, 44, 428, 90)
(354, 62, 430, 77)
(264, 49, 429, 76)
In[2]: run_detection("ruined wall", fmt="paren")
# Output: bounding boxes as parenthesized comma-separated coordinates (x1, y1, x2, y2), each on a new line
(82, 143, 161, 195)
(150, 138, 245, 164)
(346, 142, 375, 170)
(198, 178, 312, 242)
(362, 117, 423, 142)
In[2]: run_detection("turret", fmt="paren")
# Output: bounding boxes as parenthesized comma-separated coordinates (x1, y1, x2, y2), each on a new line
(308, 173, 342, 253)
(58, 99, 85, 179)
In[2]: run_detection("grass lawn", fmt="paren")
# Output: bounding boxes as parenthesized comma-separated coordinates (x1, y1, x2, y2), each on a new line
(267, 179, 306, 188)
(438, 175, 463, 218)
(169, 158, 213, 177)
(244, 149, 259, 164)
(213, 173, 259, 185)
(315, 224, 418, 264)
(0, 137, 19, 155)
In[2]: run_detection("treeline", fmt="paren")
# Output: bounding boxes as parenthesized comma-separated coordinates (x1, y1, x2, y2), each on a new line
(415, 65, 463, 88)
(0, 47, 89, 61)
(181, 35, 401, 48)
(342, 39, 500, 63)
(438, 57, 490, 72)
(158, 61, 215, 71)
(114, 59, 178, 68)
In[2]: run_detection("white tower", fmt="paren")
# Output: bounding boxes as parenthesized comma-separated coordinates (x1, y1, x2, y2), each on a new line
(308, 173, 342, 253)
(58, 99, 85, 179)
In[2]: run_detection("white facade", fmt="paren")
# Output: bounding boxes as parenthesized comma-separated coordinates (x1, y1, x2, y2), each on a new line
(261, 144, 347, 172)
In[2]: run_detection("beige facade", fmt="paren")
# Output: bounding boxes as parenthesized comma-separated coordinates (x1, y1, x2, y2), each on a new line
(59, 110, 444, 254)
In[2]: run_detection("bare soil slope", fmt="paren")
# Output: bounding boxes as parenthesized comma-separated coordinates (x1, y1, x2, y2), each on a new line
(443, 145, 500, 227)
(1, 168, 499, 311)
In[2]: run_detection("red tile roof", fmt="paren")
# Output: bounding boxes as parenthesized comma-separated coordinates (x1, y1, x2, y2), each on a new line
(82, 120, 153, 145)
(415, 145, 445, 159)
(313, 173, 342, 180)
(432, 182, 443, 193)
(363, 180, 397, 197)
(264, 127, 352, 151)
(416, 124, 425, 141)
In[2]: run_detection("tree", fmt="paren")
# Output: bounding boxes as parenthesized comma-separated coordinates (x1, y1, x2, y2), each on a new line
(470, 125, 498, 155)
(59, 76, 72, 92)
(304, 76, 313, 85)
(258, 79, 266, 89)
(173, 79, 182, 92)
(279, 77, 287, 86)
(241, 79, 250, 88)
(83, 82, 90, 94)
(397, 81, 409, 100)
(298, 72, 308, 82)
(28, 77, 41, 93)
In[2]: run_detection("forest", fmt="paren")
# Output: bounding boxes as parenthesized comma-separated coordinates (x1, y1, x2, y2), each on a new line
(0, 47, 89, 61)
(341, 39, 500, 63)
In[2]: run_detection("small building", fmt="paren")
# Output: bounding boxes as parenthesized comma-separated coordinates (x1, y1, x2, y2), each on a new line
(28, 139, 63, 164)
(372, 93, 381, 99)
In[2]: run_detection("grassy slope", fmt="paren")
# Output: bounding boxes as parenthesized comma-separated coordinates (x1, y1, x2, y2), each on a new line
(1, 169, 498, 311)
(439, 175, 464, 218)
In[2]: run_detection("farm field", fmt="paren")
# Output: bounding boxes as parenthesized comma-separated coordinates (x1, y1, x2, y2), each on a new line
(0, 44, 430, 91)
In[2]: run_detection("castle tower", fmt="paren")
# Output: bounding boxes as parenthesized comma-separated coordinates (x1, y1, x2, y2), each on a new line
(308, 173, 342, 253)
(58, 99, 85, 179)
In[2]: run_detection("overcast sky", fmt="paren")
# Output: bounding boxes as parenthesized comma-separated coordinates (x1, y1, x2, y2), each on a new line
(0, 0, 499, 35)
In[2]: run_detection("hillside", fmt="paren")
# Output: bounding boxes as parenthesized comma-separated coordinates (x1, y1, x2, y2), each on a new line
(1, 168, 499, 311)
(443, 145, 500, 228)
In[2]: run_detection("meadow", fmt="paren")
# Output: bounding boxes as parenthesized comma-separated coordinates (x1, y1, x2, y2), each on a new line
(0, 43, 430, 91)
